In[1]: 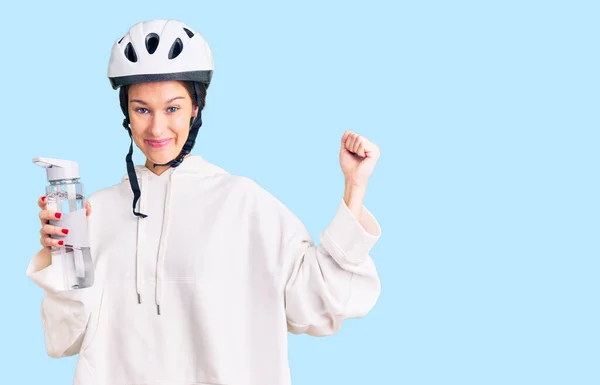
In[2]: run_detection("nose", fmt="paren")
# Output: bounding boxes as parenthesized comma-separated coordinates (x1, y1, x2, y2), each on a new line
(148, 112, 167, 137)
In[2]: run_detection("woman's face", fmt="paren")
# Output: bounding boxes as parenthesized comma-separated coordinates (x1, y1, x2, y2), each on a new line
(127, 80, 198, 170)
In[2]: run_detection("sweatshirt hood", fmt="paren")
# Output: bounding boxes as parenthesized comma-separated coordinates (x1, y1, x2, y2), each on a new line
(120, 154, 229, 314)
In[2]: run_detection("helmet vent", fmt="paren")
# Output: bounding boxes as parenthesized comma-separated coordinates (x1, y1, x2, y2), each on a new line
(118, 36, 125, 44)
(183, 27, 194, 38)
(168, 38, 183, 59)
(124, 43, 138, 62)
(145, 33, 160, 54)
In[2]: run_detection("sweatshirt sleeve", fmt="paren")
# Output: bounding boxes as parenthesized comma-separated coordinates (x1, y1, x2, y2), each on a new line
(280, 199, 382, 337)
(26, 247, 99, 358)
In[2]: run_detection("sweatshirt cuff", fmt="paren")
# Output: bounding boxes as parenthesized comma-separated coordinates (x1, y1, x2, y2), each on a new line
(321, 200, 381, 265)
(26, 248, 67, 293)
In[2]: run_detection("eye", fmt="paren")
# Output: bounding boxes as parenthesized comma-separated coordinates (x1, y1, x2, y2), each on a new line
(167, 106, 179, 113)
(135, 107, 150, 114)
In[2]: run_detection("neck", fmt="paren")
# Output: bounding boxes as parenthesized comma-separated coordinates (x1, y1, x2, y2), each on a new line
(145, 154, 191, 175)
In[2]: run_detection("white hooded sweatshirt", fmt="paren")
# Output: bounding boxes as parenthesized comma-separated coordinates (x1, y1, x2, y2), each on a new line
(27, 155, 382, 385)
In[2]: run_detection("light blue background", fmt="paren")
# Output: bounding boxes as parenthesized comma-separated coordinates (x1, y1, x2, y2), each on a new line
(1, 0, 598, 384)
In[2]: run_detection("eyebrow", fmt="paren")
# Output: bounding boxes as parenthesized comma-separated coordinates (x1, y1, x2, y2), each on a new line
(129, 96, 186, 105)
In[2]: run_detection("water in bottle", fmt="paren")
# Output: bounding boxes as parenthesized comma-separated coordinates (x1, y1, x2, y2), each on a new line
(33, 157, 94, 290)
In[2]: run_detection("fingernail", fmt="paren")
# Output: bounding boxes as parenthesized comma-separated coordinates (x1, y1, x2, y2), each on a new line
(58, 240, 64, 246)
(41, 196, 46, 202)
(55, 212, 62, 219)
(62, 229, 69, 234)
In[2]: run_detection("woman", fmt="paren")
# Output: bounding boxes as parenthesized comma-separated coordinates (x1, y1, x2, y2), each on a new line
(27, 19, 382, 385)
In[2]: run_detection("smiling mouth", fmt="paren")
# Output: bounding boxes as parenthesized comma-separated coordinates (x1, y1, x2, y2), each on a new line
(145, 138, 173, 148)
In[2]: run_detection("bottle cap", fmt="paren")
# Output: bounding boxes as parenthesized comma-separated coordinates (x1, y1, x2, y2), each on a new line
(32, 157, 80, 181)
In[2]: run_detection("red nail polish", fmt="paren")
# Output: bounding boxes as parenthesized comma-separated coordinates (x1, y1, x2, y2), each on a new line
(55, 212, 62, 219)
(58, 240, 64, 246)
(62, 229, 69, 234)
(41, 196, 46, 202)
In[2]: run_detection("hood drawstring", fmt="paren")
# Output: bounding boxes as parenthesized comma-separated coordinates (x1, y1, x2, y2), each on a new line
(130, 167, 174, 315)
(124, 156, 225, 315)
(135, 169, 149, 304)
(155, 171, 175, 315)
(131, 167, 174, 315)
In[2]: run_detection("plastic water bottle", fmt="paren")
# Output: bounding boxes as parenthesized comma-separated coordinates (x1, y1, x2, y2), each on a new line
(33, 157, 94, 290)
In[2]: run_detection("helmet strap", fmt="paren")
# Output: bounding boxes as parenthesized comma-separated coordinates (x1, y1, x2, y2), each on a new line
(123, 117, 148, 218)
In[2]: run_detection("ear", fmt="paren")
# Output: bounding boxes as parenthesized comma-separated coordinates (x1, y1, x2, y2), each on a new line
(192, 104, 199, 118)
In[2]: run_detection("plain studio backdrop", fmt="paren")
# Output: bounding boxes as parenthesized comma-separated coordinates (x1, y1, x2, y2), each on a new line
(0, 1, 598, 384)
